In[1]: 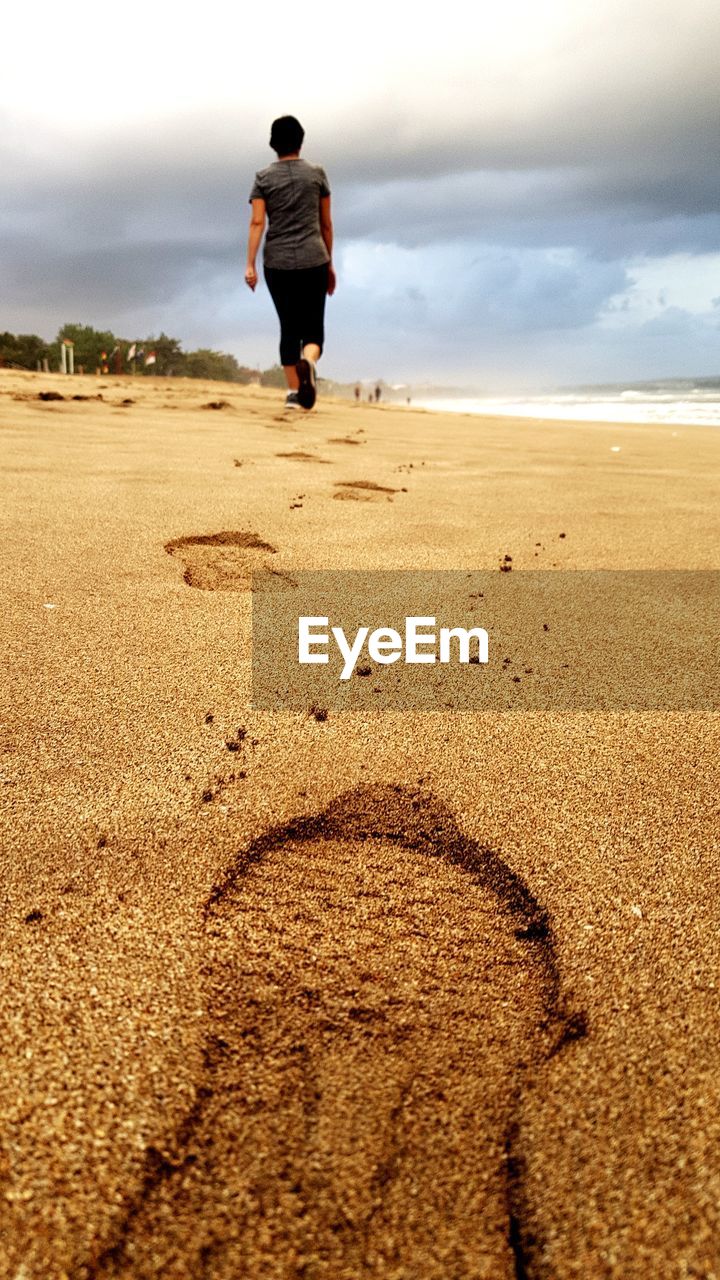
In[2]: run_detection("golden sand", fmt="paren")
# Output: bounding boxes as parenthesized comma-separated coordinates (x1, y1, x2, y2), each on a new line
(0, 368, 719, 1277)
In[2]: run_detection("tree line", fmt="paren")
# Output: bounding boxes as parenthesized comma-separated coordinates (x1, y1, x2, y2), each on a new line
(0, 324, 285, 385)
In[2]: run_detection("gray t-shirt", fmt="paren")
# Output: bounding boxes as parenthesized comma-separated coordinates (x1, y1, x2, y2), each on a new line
(249, 159, 331, 270)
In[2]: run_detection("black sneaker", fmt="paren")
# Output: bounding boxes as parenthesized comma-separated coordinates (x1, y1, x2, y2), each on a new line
(284, 390, 301, 410)
(295, 358, 316, 410)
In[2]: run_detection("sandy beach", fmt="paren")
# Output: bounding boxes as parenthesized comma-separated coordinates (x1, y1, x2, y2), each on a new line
(1, 366, 719, 1278)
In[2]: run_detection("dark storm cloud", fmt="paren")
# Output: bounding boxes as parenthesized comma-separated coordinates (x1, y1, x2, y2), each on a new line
(4, 95, 719, 257)
(1, 230, 237, 313)
(337, 173, 720, 259)
(3, 143, 718, 327)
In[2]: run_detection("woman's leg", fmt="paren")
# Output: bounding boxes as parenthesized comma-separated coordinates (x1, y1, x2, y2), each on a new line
(292, 267, 327, 407)
(299, 264, 329, 365)
(264, 268, 303, 388)
(294, 264, 330, 407)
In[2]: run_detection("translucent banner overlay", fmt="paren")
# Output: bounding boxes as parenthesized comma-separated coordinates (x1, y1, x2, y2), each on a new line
(251, 571, 720, 711)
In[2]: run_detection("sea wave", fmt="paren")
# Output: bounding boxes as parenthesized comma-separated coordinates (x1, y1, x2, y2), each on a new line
(413, 394, 720, 427)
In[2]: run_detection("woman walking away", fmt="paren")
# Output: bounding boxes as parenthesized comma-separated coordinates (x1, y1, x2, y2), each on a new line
(245, 115, 336, 411)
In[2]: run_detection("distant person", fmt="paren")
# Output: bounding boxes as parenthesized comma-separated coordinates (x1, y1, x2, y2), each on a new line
(245, 115, 336, 411)
(354, 383, 361, 402)
(374, 384, 381, 403)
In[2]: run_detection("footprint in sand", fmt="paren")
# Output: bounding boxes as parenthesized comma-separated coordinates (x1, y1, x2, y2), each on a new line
(164, 531, 284, 591)
(268, 406, 307, 426)
(326, 437, 364, 446)
(91, 786, 579, 1280)
(275, 451, 330, 465)
(333, 480, 399, 502)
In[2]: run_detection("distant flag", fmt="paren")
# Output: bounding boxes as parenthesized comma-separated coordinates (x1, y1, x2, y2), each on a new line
(145, 352, 156, 366)
(127, 343, 136, 360)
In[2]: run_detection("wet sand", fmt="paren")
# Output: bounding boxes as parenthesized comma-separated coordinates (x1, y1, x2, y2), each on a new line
(1, 367, 719, 1278)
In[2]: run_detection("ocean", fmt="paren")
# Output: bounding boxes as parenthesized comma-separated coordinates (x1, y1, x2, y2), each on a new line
(413, 391, 720, 427)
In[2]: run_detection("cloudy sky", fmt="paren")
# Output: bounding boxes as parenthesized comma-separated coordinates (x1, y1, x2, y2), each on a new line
(3, 0, 719, 390)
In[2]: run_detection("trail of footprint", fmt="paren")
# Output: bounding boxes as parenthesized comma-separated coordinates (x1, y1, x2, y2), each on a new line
(164, 531, 280, 591)
(89, 786, 577, 1280)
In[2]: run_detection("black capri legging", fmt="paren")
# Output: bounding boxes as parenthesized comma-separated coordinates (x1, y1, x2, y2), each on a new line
(264, 262, 329, 366)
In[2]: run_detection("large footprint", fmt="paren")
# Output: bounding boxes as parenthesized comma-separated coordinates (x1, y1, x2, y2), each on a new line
(90, 786, 571, 1280)
(164, 531, 279, 591)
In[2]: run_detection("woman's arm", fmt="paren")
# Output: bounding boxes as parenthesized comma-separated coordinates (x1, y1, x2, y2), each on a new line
(320, 195, 336, 296)
(245, 198, 266, 291)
